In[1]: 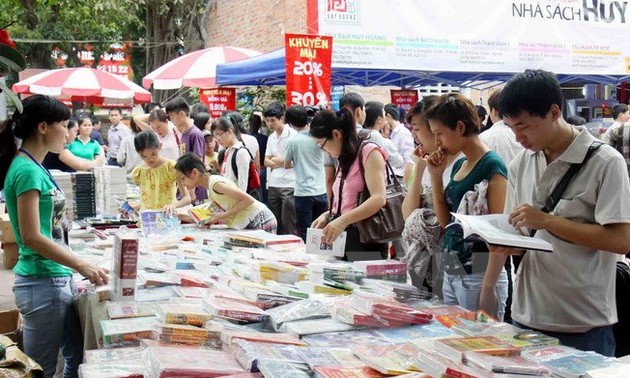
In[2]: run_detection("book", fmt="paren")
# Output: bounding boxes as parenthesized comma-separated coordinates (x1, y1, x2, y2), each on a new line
(434, 336, 521, 362)
(203, 296, 268, 322)
(352, 343, 416, 375)
(412, 349, 486, 378)
(447, 213, 553, 252)
(78, 361, 145, 378)
(298, 347, 364, 369)
(231, 339, 306, 372)
(257, 360, 313, 378)
(463, 351, 551, 376)
(147, 345, 245, 377)
(106, 302, 156, 319)
(157, 303, 213, 326)
(157, 323, 221, 347)
(100, 316, 158, 348)
(305, 228, 347, 257)
(83, 346, 143, 363)
(140, 210, 180, 237)
(283, 317, 359, 337)
(227, 230, 303, 247)
(585, 364, 630, 378)
(314, 366, 385, 378)
(188, 201, 225, 224)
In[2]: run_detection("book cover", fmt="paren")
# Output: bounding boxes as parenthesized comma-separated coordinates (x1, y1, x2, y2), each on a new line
(305, 228, 347, 257)
(157, 323, 220, 346)
(447, 213, 553, 252)
(78, 361, 144, 378)
(147, 345, 245, 377)
(314, 366, 385, 378)
(257, 360, 313, 378)
(158, 303, 213, 326)
(227, 230, 303, 246)
(352, 343, 416, 375)
(434, 336, 521, 362)
(140, 210, 180, 237)
(412, 349, 485, 378)
(298, 347, 364, 369)
(188, 201, 225, 224)
(106, 302, 156, 320)
(284, 317, 358, 337)
(83, 346, 143, 364)
(203, 296, 268, 322)
(585, 364, 630, 378)
(463, 351, 551, 376)
(301, 330, 385, 348)
(100, 316, 158, 347)
(231, 339, 306, 372)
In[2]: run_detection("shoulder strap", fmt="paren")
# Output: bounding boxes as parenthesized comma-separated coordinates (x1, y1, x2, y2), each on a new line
(529, 141, 603, 237)
(230, 146, 254, 180)
(541, 141, 603, 213)
(357, 141, 401, 189)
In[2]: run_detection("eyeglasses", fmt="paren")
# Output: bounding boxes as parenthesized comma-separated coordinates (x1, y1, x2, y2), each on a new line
(317, 138, 329, 150)
(213, 131, 225, 139)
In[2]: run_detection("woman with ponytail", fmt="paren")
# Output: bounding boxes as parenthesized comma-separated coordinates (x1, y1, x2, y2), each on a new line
(0, 95, 108, 378)
(309, 108, 389, 260)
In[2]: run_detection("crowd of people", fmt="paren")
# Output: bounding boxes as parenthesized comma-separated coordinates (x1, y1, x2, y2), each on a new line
(1, 69, 630, 377)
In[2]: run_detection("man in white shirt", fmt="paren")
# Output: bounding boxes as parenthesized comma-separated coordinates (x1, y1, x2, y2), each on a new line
(480, 90, 524, 166)
(384, 104, 414, 183)
(603, 103, 630, 146)
(498, 69, 630, 356)
(264, 102, 297, 235)
(106, 108, 131, 166)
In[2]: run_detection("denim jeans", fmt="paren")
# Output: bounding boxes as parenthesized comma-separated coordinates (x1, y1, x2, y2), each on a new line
(13, 275, 83, 378)
(442, 268, 509, 321)
(294, 194, 328, 241)
(513, 321, 616, 357)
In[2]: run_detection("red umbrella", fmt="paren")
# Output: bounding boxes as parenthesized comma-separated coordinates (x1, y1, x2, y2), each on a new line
(142, 46, 261, 90)
(12, 67, 152, 104)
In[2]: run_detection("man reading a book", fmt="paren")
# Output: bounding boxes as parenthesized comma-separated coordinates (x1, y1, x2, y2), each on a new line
(496, 69, 630, 357)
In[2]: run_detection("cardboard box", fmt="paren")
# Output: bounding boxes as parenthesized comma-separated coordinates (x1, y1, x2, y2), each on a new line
(0, 213, 15, 243)
(0, 309, 23, 349)
(2, 242, 18, 270)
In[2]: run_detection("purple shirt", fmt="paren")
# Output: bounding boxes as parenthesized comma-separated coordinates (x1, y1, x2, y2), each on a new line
(107, 123, 131, 159)
(180, 125, 207, 202)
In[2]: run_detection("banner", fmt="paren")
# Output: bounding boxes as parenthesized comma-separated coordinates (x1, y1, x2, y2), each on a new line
(96, 43, 134, 80)
(390, 89, 418, 112)
(199, 88, 236, 118)
(309, 0, 630, 75)
(285, 33, 333, 108)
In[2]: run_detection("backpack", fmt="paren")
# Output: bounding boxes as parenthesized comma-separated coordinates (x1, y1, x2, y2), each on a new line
(614, 260, 630, 357)
(230, 146, 262, 201)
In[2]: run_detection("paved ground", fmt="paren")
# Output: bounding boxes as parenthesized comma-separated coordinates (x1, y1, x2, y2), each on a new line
(0, 251, 16, 311)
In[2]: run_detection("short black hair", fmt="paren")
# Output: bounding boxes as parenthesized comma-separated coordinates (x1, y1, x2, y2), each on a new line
(405, 96, 438, 123)
(134, 130, 161, 152)
(499, 69, 563, 118)
(175, 152, 206, 175)
(109, 107, 122, 115)
(566, 115, 587, 126)
(383, 104, 400, 121)
(165, 97, 190, 116)
(612, 104, 629, 120)
(190, 103, 209, 118)
(424, 93, 479, 136)
(339, 92, 364, 112)
(284, 105, 308, 128)
(364, 101, 384, 129)
(263, 102, 285, 119)
(193, 112, 210, 130)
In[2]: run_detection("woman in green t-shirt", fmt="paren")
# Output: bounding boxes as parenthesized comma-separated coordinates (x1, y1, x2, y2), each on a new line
(67, 115, 103, 160)
(0, 95, 108, 378)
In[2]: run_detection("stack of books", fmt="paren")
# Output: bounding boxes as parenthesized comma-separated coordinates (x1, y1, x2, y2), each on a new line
(50, 170, 74, 220)
(93, 166, 127, 216)
(73, 172, 96, 219)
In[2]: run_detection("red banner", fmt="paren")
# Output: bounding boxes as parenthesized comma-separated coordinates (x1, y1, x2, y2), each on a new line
(199, 88, 237, 118)
(97, 43, 134, 80)
(285, 33, 333, 108)
(390, 89, 419, 112)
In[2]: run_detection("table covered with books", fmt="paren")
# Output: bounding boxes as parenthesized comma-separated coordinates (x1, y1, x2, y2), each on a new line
(68, 218, 630, 378)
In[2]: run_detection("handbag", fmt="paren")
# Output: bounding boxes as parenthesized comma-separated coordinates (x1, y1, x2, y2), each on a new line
(354, 141, 406, 244)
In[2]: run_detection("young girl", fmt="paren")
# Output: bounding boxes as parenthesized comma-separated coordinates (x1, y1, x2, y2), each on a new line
(0, 95, 108, 378)
(210, 118, 250, 192)
(175, 153, 277, 233)
(425, 93, 509, 320)
(67, 115, 103, 160)
(132, 130, 190, 211)
(43, 118, 105, 172)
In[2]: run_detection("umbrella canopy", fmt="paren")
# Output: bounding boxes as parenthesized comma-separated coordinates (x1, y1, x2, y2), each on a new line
(12, 67, 152, 103)
(142, 46, 261, 90)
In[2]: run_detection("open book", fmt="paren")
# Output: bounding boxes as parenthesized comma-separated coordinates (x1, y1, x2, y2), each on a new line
(446, 213, 553, 253)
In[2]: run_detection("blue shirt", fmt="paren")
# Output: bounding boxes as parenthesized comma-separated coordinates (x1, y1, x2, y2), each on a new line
(284, 130, 326, 197)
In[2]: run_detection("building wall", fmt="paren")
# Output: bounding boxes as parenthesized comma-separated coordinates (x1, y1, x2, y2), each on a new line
(206, 0, 307, 53)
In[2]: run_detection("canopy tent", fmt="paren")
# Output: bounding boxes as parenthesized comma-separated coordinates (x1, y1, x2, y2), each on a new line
(216, 48, 630, 89)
